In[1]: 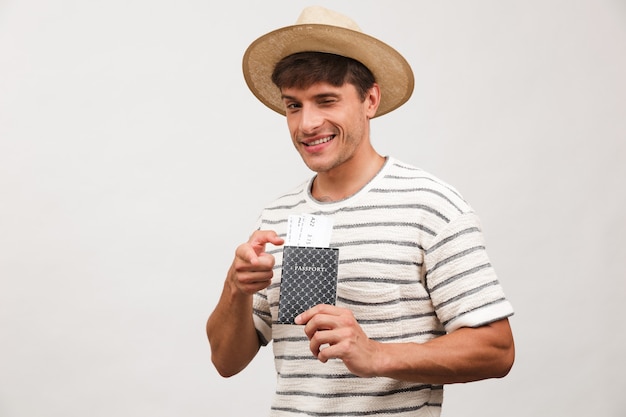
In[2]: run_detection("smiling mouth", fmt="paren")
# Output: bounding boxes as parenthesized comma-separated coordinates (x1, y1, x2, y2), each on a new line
(304, 135, 335, 146)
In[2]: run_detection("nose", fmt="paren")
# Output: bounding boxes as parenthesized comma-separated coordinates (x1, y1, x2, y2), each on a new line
(299, 104, 323, 134)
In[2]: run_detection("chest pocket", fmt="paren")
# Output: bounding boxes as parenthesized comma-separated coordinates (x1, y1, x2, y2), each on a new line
(336, 282, 403, 341)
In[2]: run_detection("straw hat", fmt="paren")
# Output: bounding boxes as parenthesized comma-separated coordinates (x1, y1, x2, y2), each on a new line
(242, 6, 414, 118)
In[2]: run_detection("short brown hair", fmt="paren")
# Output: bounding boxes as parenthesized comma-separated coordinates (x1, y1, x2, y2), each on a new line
(271, 52, 376, 101)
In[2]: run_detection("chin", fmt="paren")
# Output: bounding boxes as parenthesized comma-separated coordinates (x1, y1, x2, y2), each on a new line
(300, 157, 326, 173)
(303, 160, 332, 173)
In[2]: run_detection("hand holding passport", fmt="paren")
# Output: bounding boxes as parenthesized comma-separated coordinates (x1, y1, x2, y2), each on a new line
(278, 214, 338, 324)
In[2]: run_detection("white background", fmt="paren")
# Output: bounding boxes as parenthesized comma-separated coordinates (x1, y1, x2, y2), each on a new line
(1, 1, 625, 416)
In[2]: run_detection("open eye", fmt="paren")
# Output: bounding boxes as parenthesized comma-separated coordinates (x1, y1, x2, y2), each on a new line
(284, 100, 302, 113)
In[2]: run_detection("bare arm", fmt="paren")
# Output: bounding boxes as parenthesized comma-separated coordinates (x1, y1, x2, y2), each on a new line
(372, 318, 514, 383)
(206, 230, 284, 377)
(296, 305, 514, 384)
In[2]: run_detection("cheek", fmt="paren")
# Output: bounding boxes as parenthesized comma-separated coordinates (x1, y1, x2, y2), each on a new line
(286, 117, 300, 139)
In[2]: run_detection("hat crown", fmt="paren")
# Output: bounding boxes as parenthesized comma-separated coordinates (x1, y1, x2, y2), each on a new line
(242, 6, 414, 118)
(295, 6, 362, 32)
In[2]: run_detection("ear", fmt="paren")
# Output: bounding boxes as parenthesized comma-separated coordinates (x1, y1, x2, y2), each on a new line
(365, 83, 381, 118)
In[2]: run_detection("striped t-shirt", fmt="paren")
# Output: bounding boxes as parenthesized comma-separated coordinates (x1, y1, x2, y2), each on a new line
(252, 157, 514, 416)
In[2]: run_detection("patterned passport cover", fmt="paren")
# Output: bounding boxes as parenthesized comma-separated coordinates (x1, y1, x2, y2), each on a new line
(278, 246, 339, 324)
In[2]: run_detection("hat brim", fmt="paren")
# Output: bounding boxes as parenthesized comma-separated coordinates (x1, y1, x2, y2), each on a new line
(242, 24, 414, 118)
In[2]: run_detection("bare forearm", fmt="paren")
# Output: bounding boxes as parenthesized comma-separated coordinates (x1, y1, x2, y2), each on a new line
(206, 277, 261, 377)
(206, 230, 283, 377)
(373, 319, 515, 384)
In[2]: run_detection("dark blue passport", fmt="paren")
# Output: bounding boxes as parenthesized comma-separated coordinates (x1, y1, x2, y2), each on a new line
(278, 246, 339, 324)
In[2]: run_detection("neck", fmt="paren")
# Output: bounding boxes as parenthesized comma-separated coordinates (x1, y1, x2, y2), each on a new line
(311, 151, 385, 202)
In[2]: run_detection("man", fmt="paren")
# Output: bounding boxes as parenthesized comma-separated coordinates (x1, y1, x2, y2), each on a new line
(207, 6, 514, 416)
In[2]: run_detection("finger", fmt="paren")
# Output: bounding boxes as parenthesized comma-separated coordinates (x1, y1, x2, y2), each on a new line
(239, 275, 273, 293)
(315, 341, 338, 363)
(249, 230, 285, 252)
(295, 304, 340, 325)
(235, 243, 260, 265)
(234, 253, 275, 278)
(231, 263, 275, 294)
(236, 230, 283, 267)
(308, 329, 337, 359)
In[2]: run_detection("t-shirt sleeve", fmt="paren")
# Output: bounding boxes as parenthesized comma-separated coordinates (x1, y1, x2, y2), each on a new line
(424, 211, 514, 332)
(248, 212, 273, 345)
(252, 289, 272, 346)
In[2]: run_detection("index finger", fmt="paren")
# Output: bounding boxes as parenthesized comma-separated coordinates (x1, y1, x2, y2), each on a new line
(249, 229, 285, 252)
(238, 230, 285, 264)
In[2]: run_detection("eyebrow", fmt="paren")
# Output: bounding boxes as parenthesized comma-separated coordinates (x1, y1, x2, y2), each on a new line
(281, 92, 341, 101)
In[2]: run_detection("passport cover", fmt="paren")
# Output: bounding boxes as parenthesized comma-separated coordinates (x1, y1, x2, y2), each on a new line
(278, 246, 339, 324)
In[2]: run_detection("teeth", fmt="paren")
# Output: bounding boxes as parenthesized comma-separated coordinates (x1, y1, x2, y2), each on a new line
(308, 136, 333, 146)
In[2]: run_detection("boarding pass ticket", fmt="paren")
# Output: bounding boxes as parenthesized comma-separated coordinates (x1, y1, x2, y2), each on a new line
(285, 214, 334, 247)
